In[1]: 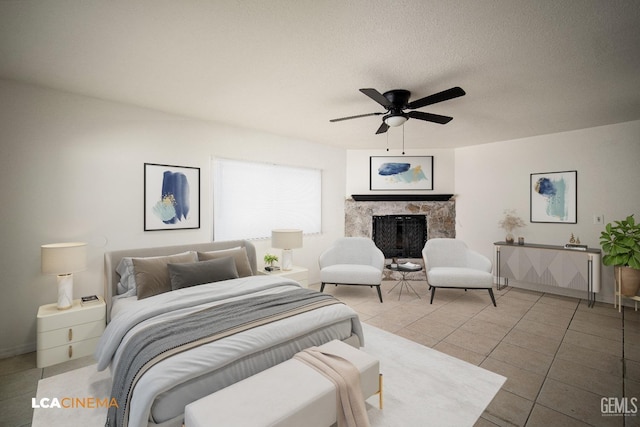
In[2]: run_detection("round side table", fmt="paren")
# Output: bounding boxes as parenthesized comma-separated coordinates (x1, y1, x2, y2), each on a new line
(385, 264, 422, 300)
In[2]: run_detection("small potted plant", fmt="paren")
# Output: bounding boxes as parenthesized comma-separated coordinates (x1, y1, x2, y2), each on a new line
(263, 253, 279, 272)
(498, 209, 527, 244)
(600, 214, 640, 296)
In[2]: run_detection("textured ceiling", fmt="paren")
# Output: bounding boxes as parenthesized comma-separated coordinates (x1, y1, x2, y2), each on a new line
(1, 0, 639, 149)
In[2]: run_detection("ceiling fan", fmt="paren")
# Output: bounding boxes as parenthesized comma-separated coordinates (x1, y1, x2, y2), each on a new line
(330, 86, 466, 134)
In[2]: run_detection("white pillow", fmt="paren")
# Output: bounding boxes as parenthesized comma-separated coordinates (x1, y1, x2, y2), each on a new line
(114, 251, 197, 295)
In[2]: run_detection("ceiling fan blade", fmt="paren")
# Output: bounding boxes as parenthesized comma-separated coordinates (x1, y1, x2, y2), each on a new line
(329, 112, 383, 122)
(406, 87, 466, 110)
(375, 122, 390, 134)
(360, 88, 392, 108)
(407, 111, 453, 124)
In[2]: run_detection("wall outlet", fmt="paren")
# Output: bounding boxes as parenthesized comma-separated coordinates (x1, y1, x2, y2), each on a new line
(594, 214, 604, 225)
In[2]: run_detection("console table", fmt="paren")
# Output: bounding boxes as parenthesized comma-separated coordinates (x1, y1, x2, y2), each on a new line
(494, 242, 601, 307)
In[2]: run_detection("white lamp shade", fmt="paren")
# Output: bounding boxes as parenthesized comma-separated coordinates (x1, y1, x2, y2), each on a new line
(271, 229, 303, 249)
(384, 115, 407, 127)
(41, 242, 88, 275)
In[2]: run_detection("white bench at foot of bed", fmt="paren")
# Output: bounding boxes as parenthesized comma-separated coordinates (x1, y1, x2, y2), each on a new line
(184, 340, 382, 427)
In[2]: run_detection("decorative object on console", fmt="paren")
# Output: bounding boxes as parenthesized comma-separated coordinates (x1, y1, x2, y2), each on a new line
(144, 163, 200, 231)
(370, 156, 434, 191)
(530, 170, 577, 224)
(498, 209, 526, 244)
(41, 242, 87, 310)
(564, 233, 587, 250)
(600, 214, 640, 297)
(271, 229, 303, 271)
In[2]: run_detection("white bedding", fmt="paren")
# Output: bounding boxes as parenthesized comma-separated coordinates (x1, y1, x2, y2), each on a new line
(96, 275, 364, 427)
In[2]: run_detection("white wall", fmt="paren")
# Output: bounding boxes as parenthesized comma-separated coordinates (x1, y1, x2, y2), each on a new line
(0, 80, 346, 357)
(346, 148, 455, 196)
(455, 120, 640, 303)
(3, 78, 639, 357)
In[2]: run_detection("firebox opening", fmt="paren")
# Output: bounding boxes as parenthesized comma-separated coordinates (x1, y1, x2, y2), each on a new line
(372, 215, 427, 258)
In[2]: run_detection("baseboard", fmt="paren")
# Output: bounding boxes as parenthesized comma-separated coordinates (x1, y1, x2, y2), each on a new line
(0, 341, 36, 359)
(493, 278, 631, 307)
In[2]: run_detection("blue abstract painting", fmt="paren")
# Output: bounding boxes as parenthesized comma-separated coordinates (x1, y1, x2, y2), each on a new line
(153, 171, 190, 224)
(370, 156, 433, 190)
(530, 171, 577, 223)
(145, 163, 200, 230)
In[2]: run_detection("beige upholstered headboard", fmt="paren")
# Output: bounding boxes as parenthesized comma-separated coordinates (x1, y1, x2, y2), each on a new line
(103, 240, 257, 322)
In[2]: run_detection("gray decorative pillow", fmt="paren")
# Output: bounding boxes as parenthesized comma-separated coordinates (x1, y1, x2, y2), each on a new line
(168, 257, 239, 290)
(197, 247, 253, 277)
(116, 251, 197, 295)
(132, 252, 198, 300)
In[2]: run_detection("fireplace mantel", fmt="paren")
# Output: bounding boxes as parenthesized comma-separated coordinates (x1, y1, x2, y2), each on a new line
(351, 194, 454, 202)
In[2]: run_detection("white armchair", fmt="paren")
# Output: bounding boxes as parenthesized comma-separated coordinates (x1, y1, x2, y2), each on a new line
(319, 237, 385, 303)
(422, 238, 496, 306)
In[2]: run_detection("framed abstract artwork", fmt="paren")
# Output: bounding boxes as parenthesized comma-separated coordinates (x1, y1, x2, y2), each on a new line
(144, 163, 200, 231)
(370, 156, 434, 191)
(530, 170, 577, 223)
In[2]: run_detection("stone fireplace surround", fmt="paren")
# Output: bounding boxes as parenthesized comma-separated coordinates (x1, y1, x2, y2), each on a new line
(345, 195, 456, 281)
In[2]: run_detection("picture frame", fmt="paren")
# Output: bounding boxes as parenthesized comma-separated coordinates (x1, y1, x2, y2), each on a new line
(144, 163, 200, 231)
(370, 156, 434, 191)
(530, 170, 577, 224)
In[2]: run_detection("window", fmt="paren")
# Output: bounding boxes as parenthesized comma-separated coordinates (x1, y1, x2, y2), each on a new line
(213, 158, 321, 240)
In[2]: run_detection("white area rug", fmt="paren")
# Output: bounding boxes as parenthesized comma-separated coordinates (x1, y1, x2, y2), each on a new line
(33, 323, 505, 427)
(33, 362, 111, 427)
(361, 323, 505, 426)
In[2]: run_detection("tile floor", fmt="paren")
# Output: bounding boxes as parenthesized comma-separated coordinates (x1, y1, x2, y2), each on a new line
(0, 350, 94, 427)
(2, 281, 639, 427)
(312, 281, 640, 427)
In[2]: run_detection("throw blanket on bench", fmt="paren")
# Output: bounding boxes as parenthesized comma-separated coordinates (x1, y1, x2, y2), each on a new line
(107, 288, 340, 427)
(294, 347, 370, 427)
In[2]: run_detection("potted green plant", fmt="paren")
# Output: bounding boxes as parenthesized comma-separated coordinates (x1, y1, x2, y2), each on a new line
(263, 253, 279, 271)
(600, 214, 640, 296)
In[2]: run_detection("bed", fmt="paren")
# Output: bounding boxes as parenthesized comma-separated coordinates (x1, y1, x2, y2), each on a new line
(97, 240, 364, 427)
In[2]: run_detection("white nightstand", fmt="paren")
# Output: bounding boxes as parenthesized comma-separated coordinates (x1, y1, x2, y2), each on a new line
(36, 297, 106, 368)
(259, 266, 309, 288)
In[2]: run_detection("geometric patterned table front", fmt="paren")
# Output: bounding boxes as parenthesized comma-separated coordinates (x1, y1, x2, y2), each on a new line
(495, 244, 601, 293)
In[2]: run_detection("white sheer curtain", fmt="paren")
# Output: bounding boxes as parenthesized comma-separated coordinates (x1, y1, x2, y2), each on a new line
(213, 158, 322, 240)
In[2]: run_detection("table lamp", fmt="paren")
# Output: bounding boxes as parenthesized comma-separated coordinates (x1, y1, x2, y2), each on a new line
(271, 229, 302, 271)
(41, 242, 87, 310)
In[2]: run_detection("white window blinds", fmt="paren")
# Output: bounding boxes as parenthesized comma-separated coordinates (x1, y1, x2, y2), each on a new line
(213, 158, 322, 240)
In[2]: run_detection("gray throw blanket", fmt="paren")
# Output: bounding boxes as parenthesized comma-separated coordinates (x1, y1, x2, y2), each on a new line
(106, 288, 339, 427)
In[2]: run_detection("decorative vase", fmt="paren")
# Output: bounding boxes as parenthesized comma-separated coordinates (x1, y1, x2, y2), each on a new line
(618, 266, 640, 297)
(505, 233, 515, 244)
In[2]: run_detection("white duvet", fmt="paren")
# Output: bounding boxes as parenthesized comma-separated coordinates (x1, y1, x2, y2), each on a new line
(95, 275, 364, 427)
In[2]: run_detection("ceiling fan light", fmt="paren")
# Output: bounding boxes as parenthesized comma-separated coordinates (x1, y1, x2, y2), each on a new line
(384, 115, 407, 127)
